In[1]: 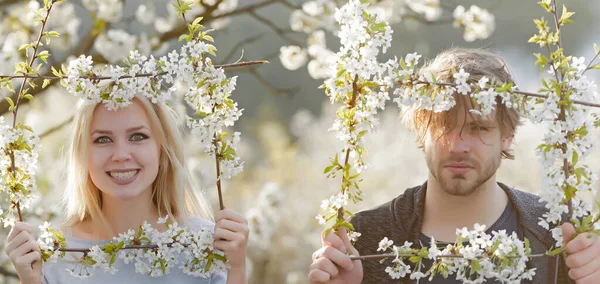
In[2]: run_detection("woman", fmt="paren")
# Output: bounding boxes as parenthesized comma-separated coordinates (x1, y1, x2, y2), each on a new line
(5, 96, 248, 283)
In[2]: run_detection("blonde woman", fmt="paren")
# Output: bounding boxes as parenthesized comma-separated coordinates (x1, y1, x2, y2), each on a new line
(5, 96, 248, 284)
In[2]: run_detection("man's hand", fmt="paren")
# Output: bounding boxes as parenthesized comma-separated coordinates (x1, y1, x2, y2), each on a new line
(308, 227, 363, 284)
(562, 222, 600, 284)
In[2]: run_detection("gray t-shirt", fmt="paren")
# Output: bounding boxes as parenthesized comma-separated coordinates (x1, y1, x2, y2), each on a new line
(417, 202, 522, 283)
(42, 217, 227, 284)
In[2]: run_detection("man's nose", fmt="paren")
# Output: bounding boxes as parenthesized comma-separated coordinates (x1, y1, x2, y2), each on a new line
(446, 130, 470, 154)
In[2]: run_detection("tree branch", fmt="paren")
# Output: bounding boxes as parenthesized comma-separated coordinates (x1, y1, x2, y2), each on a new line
(0, 266, 18, 279)
(248, 10, 301, 46)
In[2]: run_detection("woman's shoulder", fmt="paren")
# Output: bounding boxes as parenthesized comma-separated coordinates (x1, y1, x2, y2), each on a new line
(186, 216, 215, 231)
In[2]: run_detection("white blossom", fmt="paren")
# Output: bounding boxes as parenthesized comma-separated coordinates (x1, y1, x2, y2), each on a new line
(279, 45, 308, 70)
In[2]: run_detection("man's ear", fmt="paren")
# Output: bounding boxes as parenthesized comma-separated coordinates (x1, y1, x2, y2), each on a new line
(501, 134, 514, 152)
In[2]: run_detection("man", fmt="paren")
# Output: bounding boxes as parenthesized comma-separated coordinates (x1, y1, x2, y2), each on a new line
(308, 48, 600, 283)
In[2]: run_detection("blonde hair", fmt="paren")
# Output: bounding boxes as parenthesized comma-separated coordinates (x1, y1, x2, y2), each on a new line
(63, 96, 213, 233)
(403, 48, 522, 159)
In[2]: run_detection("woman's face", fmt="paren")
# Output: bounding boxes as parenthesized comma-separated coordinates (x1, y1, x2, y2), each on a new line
(87, 99, 161, 202)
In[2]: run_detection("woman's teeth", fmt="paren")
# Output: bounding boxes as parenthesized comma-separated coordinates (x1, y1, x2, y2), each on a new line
(109, 170, 137, 180)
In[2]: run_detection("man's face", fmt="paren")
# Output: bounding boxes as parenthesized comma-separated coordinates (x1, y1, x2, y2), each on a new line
(423, 105, 513, 196)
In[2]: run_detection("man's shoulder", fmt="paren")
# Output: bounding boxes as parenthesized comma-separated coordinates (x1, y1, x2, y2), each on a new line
(351, 185, 419, 229)
(500, 183, 548, 215)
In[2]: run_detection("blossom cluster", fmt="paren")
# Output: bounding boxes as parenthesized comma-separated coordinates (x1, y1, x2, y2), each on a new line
(62, 37, 243, 179)
(377, 224, 536, 283)
(281, 0, 496, 78)
(533, 55, 600, 245)
(317, 0, 398, 231)
(38, 216, 227, 279)
(0, 117, 41, 227)
(453, 5, 496, 42)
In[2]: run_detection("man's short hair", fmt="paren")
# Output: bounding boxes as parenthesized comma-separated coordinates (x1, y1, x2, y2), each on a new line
(403, 48, 522, 159)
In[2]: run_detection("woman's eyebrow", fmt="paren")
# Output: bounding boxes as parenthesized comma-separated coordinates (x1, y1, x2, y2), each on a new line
(91, 126, 149, 135)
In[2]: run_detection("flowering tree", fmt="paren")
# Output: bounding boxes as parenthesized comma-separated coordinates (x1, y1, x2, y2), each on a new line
(316, 0, 599, 282)
(280, 0, 497, 79)
(0, 0, 269, 280)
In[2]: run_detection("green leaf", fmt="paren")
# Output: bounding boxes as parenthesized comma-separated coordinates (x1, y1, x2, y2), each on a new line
(42, 79, 51, 89)
(37, 50, 50, 64)
(5, 97, 14, 108)
(409, 256, 420, 263)
(203, 34, 214, 42)
(324, 165, 335, 174)
(546, 247, 564, 256)
(110, 253, 116, 265)
(192, 16, 204, 26)
(23, 94, 34, 101)
(18, 43, 31, 51)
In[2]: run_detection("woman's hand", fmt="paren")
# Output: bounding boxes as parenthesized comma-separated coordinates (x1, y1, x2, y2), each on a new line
(214, 208, 249, 283)
(5, 222, 42, 284)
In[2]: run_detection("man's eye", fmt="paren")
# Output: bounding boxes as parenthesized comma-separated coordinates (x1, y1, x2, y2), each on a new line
(471, 126, 489, 132)
(94, 136, 112, 143)
(130, 133, 149, 141)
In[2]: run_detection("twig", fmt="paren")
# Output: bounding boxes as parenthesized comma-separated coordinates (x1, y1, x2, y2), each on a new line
(394, 80, 600, 109)
(221, 33, 264, 64)
(0, 60, 269, 81)
(336, 75, 359, 221)
(349, 252, 547, 261)
(40, 116, 74, 139)
(159, 0, 282, 43)
(247, 68, 299, 97)
(585, 49, 600, 71)
(0, 266, 18, 279)
(9, 0, 57, 222)
(249, 10, 301, 46)
(213, 132, 225, 210)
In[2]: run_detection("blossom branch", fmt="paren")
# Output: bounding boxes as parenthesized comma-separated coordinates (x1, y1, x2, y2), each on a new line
(394, 80, 600, 109)
(213, 132, 225, 210)
(249, 10, 302, 46)
(0, 60, 268, 81)
(7, 0, 57, 222)
(349, 253, 547, 261)
(336, 75, 359, 221)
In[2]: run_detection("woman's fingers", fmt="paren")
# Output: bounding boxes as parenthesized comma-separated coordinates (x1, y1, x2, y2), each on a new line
(6, 222, 33, 244)
(215, 218, 247, 234)
(14, 250, 40, 270)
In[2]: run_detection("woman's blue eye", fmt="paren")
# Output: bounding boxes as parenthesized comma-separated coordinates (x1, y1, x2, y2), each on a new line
(130, 133, 149, 141)
(94, 136, 112, 143)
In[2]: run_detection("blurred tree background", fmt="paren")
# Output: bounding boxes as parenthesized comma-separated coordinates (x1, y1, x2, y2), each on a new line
(1, 0, 599, 283)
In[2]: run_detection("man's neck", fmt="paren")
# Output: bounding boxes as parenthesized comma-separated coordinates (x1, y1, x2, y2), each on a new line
(421, 175, 508, 242)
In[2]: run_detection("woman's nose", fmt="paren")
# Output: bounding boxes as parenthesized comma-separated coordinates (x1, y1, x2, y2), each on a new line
(111, 141, 132, 161)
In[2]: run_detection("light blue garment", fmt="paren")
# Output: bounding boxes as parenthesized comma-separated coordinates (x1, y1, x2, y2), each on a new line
(42, 217, 227, 284)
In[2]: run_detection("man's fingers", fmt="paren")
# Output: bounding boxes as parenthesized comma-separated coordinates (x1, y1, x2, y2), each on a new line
(338, 227, 357, 255)
(567, 256, 600, 281)
(565, 232, 596, 255)
(565, 239, 600, 269)
(308, 268, 331, 283)
(314, 245, 355, 271)
(309, 257, 340, 279)
(322, 230, 346, 253)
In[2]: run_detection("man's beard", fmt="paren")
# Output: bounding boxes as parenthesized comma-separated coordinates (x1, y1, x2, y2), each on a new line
(427, 155, 500, 196)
